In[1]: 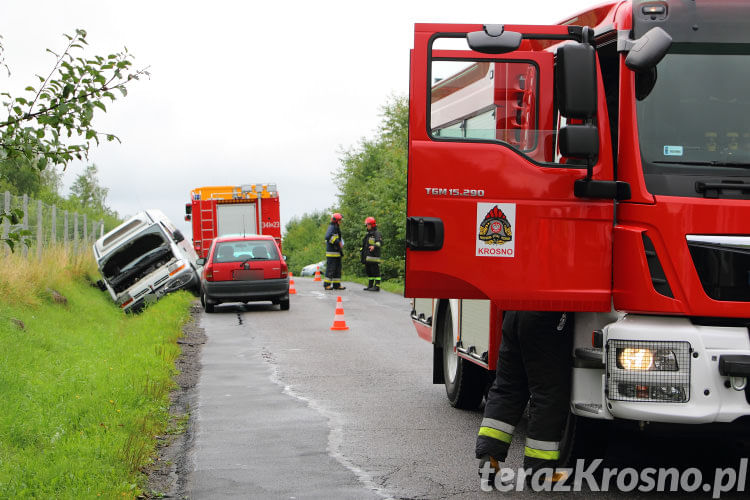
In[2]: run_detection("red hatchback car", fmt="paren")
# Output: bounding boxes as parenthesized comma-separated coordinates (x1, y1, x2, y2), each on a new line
(197, 234, 289, 312)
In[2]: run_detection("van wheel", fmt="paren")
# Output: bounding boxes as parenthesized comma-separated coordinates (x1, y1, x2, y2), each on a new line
(279, 298, 290, 311)
(441, 307, 485, 410)
(559, 413, 610, 468)
(201, 291, 214, 313)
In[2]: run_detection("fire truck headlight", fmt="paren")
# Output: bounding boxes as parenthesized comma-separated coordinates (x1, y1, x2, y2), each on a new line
(616, 348, 679, 371)
(608, 340, 691, 403)
(617, 348, 654, 371)
(652, 349, 679, 371)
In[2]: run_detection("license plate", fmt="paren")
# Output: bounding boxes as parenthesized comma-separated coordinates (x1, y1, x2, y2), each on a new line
(232, 269, 263, 281)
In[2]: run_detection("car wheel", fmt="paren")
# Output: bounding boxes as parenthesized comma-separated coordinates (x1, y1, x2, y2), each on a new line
(279, 298, 290, 311)
(201, 291, 214, 313)
(441, 306, 485, 409)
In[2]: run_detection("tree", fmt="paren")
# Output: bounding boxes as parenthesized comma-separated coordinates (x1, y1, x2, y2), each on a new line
(334, 95, 408, 280)
(282, 211, 331, 274)
(0, 29, 147, 249)
(69, 164, 108, 210)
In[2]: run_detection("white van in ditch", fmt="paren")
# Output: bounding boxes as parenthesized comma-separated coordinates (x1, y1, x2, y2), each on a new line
(93, 210, 200, 312)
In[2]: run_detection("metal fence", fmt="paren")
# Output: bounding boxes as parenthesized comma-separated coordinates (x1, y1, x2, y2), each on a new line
(1, 191, 105, 258)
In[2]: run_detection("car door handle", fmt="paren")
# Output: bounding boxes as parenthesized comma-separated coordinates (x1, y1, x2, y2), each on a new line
(406, 216, 444, 251)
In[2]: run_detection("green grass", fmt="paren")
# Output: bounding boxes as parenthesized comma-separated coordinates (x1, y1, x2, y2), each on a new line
(342, 274, 404, 294)
(0, 248, 193, 499)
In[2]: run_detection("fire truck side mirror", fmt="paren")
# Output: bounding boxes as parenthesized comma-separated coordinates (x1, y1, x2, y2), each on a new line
(559, 125, 598, 160)
(466, 25, 522, 54)
(624, 27, 672, 73)
(556, 43, 597, 119)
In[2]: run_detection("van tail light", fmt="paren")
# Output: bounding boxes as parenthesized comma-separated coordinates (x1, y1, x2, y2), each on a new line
(280, 260, 288, 278)
(205, 264, 215, 281)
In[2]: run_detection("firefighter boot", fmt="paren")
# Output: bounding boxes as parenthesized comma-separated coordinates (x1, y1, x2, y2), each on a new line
(373, 281, 380, 292)
(364, 279, 374, 291)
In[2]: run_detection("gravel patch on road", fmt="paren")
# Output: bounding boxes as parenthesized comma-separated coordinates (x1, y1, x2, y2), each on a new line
(144, 303, 205, 499)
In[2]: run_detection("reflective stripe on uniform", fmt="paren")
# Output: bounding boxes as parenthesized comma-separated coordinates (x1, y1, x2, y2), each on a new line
(524, 447, 560, 461)
(481, 418, 515, 435)
(326, 252, 341, 257)
(365, 256, 382, 262)
(331, 279, 341, 283)
(372, 277, 381, 281)
(375, 241, 381, 247)
(368, 238, 375, 245)
(478, 427, 512, 444)
(330, 234, 339, 243)
(323, 278, 332, 283)
(525, 438, 559, 451)
(524, 438, 560, 460)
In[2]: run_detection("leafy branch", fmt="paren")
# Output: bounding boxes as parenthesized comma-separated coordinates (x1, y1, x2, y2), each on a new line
(0, 29, 146, 251)
(0, 28, 149, 171)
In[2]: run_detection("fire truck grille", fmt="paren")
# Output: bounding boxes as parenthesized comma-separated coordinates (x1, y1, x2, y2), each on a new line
(606, 340, 691, 403)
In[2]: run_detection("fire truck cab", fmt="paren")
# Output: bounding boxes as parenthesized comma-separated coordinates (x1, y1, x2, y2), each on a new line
(406, 0, 750, 462)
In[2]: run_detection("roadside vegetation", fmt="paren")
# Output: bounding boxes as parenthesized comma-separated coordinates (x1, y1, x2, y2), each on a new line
(0, 247, 192, 498)
(283, 95, 408, 289)
(1, 29, 146, 248)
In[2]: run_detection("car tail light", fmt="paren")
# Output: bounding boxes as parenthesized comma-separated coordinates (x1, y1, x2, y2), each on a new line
(280, 259, 288, 278)
(205, 264, 214, 281)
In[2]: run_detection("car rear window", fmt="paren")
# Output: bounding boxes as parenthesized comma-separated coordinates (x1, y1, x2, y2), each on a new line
(213, 240, 279, 263)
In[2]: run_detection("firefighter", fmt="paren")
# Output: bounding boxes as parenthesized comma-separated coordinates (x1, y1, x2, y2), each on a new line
(476, 310, 573, 486)
(324, 213, 345, 290)
(360, 216, 383, 291)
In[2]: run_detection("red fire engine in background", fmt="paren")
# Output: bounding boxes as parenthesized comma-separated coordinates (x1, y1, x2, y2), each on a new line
(406, 0, 750, 463)
(185, 184, 282, 259)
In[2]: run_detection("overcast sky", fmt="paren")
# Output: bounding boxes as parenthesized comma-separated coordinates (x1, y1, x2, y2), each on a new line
(1, 0, 605, 236)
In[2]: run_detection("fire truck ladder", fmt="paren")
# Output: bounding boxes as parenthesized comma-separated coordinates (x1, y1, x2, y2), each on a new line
(200, 199, 215, 253)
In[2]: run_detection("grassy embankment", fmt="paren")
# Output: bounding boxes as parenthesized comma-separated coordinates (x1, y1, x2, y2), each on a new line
(0, 246, 193, 498)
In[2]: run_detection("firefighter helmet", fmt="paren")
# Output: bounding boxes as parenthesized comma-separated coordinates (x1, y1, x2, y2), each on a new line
(331, 213, 343, 223)
(365, 216, 376, 226)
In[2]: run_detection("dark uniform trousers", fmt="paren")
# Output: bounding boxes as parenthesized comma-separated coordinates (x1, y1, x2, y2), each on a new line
(476, 310, 573, 472)
(325, 256, 343, 289)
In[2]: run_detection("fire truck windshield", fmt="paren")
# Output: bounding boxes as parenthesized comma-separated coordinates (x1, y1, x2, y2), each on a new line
(636, 44, 750, 197)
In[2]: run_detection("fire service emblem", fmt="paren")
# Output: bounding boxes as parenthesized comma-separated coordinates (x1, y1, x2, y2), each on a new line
(476, 202, 515, 257)
(478, 205, 512, 245)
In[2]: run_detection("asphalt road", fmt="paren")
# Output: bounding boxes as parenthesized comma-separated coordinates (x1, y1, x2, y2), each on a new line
(186, 277, 750, 499)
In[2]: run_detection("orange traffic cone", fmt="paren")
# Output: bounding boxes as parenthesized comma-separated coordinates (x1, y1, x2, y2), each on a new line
(314, 265, 322, 282)
(288, 272, 297, 295)
(330, 296, 349, 331)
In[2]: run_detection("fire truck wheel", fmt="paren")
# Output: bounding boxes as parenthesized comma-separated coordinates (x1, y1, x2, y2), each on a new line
(559, 413, 610, 468)
(201, 291, 215, 313)
(441, 306, 485, 410)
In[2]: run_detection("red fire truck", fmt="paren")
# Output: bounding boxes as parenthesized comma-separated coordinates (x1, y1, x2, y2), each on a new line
(406, 0, 750, 462)
(185, 184, 282, 258)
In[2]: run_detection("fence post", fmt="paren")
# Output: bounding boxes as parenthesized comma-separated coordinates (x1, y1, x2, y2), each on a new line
(2, 191, 9, 255)
(36, 200, 43, 260)
(100, 220, 104, 238)
(63, 211, 69, 248)
(22, 194, 28, 257)
(51, 205, 57, 245)
(83, 214, 88, 244)
(73, 213, 78, 255)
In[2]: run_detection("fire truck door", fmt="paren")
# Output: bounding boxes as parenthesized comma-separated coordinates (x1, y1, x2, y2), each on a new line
(405, 24, 614, 312)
